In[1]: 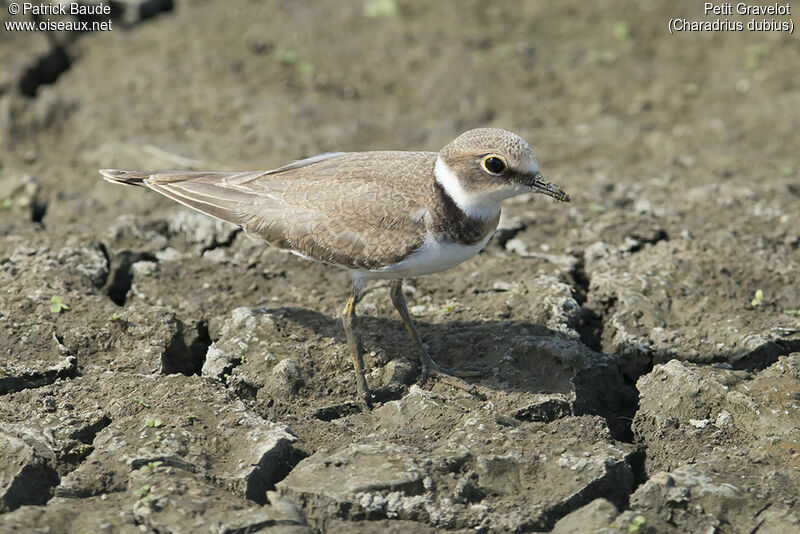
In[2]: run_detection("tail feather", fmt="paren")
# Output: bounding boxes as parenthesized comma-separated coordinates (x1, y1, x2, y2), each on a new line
(147, 181, 258, 225)
(99, 169, 268, 228)
(99, 169, 154, 186)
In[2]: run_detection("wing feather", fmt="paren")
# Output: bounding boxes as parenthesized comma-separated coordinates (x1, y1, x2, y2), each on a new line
(99, 151, 437, 270)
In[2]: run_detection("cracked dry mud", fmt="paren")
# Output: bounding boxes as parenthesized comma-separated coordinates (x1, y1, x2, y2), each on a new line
(1, 1, 799, 533)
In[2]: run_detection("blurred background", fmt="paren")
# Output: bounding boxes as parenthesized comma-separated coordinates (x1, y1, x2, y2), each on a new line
(0, 0, 795, 221)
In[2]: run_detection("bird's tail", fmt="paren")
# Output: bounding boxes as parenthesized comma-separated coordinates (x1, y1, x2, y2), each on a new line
(98, 168, 271, 229)
(99, 169, 155, 187)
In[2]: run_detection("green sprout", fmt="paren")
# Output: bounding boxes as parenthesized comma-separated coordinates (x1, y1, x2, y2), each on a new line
(750, 289, 764, 307)
(145, 418, 164, 428)
(364, 0, 398, 18)
(274, 48, 314, 77)
(134, 398, 151, 408)
(109, 313, 122, 322)
(785, 309, 800, 316)
(586, 48, 618, 66)
(139, 461, 164, 473)
(589, 204, 606, 213)
(613, 22, 630, 41)
(186, 414, 199, 423)
(745, 43, 770, 70)
(49, 296, 70, 313)
(133, 484, 151, 497)
(439, 303, 457, 315)
(628, 514, 647, 533)
(274, 48, 298, 65)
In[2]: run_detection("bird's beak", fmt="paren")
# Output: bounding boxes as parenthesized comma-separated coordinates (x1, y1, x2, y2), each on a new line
(527, 171, 570, 202)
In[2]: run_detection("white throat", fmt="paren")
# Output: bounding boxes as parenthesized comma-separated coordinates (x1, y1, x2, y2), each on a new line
(434, 156, 526, 220)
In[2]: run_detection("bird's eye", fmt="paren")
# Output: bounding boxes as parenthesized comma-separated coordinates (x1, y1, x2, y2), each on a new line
(481, 155, 507, 174)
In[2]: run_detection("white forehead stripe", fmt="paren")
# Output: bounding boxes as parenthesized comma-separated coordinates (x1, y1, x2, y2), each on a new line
(522, 155, 539, 174)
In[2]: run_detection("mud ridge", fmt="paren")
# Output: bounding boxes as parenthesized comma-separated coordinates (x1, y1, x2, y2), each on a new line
(58, 414, 113, 474)
(730, 338, 800, 372)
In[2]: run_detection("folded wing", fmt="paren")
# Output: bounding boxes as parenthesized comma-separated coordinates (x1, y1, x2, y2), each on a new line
(99, 151, 436, 270)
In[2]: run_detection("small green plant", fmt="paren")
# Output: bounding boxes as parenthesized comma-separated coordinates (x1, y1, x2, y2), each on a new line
(274, 48, 314, 77)
(439, 302, 457, 315)
(589, 204, 606, 213)
(613, 22, 630, 40)
(186, 414, 199, 423)
(628, 514, 647, 533)
(745, 43, 770, 70)
(49, 296, 70, 313)
(785, 309, 800, 316)
(586, 48, 618, 66)
(240, 354, 246, 365)
(133, 484, 151, 497)
(139, 461, 163, 473)
(145, 418, 164, 428)
(363, 0, 398, 18)
(751, 289, 764, 307)
(134, 398, 151, 408)
(109, 313, 122, 322)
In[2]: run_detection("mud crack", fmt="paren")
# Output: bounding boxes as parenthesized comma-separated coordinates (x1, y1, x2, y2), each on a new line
(104, 250, 158, 306)
(18, 45, 71, 98)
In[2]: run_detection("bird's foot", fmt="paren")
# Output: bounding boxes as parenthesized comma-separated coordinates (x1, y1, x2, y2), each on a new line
(355, 382, 379, 411)
(442, 367, 483, 379)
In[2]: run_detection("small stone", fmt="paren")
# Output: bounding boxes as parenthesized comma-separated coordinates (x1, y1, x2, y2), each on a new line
(0, 431, 59, 512)
(381, 358, 417, 387)
(688, 418, 710, 429)
(551, 498, 619, 534)
(268, 359, 303, 396)
(131, 261, 158, 278)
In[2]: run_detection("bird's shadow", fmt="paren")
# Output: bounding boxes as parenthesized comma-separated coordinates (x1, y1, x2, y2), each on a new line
(248, 305, 629, 417)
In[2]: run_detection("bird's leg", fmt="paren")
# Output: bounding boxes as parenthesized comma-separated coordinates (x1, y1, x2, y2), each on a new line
(389, 280, 482, 394)
(342, 282, 372, 409)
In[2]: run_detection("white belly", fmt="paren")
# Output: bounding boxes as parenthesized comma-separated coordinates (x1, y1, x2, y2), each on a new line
(361, 232, 494, 280)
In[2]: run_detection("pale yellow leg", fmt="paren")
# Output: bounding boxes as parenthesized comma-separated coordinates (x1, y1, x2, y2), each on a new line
(342, 286, 372, 408)
(389, 280, 482, 394)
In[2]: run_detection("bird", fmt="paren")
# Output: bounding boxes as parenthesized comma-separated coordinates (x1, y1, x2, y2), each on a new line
(100, 128, 570, 407)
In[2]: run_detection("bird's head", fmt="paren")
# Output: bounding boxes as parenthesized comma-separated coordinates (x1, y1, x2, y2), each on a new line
(435, 128, 570, 219)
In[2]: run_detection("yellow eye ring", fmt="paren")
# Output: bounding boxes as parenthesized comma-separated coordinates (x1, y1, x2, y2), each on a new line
(481, 155, 507, 175)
